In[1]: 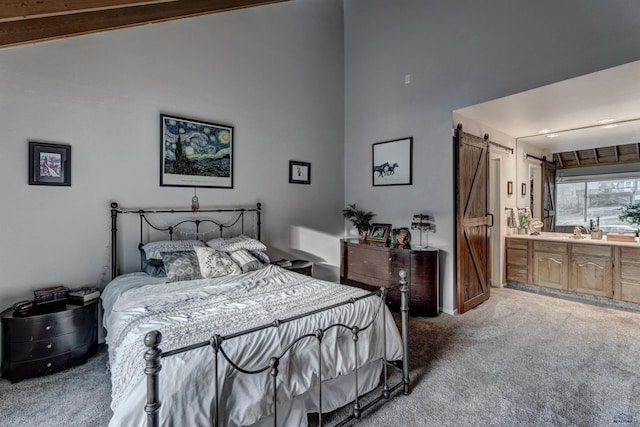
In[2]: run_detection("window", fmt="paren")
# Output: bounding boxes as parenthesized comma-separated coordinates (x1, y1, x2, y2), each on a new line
(556, 177, 640, 233)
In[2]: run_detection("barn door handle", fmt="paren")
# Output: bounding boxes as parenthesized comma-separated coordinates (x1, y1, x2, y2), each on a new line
(487, 213, 494, 227)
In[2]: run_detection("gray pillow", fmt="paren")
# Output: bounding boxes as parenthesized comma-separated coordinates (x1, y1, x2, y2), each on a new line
(161, 251, 202, 283)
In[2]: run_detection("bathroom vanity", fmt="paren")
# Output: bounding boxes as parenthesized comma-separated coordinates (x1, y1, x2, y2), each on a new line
(506, 232, 640, 304)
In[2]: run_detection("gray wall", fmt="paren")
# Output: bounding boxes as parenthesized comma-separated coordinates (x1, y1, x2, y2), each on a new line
(0, 0, 345, 311)
(344, 0, 640, 313)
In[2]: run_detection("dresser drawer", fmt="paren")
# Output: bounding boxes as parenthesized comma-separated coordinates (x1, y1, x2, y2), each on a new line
(533, 241, 567, 254)
(506, 238, 528, 250)
(5, 327, 97, 361)
(572, 244, 611, 257)
(347, 246, 392, 279)
(3, 304, 97, 343)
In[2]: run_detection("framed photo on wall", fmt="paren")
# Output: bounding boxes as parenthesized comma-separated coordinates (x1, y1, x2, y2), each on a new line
(28, 141, 71, 186)
(372, 137, 413, 186)
(289, 160, 310, 184)
(160, 114, 234, 188)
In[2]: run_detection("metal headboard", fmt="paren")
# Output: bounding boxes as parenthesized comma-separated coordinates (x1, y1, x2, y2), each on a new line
(110, 202, 262, 279)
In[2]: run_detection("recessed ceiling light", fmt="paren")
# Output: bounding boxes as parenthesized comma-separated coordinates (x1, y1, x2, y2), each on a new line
(546, 134, 560, 138)
(602, 124, 619, 129)
(598, 118, 616, 124)
(537, 129, 551, 134)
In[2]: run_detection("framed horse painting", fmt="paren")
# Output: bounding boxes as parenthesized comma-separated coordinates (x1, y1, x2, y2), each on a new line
(372, 137, 413, 186)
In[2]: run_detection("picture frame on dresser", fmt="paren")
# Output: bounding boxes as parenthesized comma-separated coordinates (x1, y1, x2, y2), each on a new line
(160, 113, 234, 188)
(367, 223, 392, 244)
(372, 137, 413, 186)
(28, 141, 71, 186)
(289, 160, 310, 184)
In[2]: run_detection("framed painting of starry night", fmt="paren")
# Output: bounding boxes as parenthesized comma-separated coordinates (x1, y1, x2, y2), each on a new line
(160, 114, 234, 188)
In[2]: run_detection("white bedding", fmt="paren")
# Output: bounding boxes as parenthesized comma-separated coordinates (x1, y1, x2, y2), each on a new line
(103, 265, 403, 426)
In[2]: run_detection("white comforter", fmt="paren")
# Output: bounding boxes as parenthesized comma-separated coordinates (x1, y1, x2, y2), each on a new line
(103, 265, 403, 426)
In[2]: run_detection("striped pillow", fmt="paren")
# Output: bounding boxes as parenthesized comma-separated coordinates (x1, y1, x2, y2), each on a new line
(229, 249, 262, 273)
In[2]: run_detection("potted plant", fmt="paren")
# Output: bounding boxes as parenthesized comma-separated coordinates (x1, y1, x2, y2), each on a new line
(342, 203, 375, 243)
(517, 209, 531, 234)
(619, 202, 640, 236)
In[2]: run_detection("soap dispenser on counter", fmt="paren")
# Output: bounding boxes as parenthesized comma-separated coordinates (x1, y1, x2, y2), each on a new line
(590, 217, 603, 240)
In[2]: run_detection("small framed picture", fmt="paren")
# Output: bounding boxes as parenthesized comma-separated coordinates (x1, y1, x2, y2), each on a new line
(372, 137, 413, 186)
(521, 182, 527, 196)
(28, 141, 71, 186)
(289, 160, 310, 184)
(507, 181, 513, 195)
(367, 223, 392, 245)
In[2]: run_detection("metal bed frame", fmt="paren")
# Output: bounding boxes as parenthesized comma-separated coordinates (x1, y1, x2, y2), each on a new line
(108, 202, 410, 427)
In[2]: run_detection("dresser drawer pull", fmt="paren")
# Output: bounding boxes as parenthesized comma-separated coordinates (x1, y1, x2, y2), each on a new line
(46, 343, 52, 349)
(45, 325, 52, 331)
(46, 362, 52, 368)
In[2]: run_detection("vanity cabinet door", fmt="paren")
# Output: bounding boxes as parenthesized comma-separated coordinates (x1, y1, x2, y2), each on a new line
(532, 251, 568, 290)
(570, 244, 613, 298)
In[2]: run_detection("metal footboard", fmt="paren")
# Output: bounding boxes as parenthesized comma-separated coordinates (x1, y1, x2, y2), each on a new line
(143, 270, 410, 427)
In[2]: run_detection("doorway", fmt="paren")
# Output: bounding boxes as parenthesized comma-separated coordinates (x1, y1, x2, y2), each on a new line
(490, 156, 503, 288)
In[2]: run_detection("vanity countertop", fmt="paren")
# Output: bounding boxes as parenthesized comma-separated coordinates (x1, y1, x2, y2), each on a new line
(507, 231, 640, 247)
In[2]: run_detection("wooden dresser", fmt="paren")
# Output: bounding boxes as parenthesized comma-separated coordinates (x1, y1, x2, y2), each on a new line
(1, 301, 98, 382)
(340, 240, 439, 316)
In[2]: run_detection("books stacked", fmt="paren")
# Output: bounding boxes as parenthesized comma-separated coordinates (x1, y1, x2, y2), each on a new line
(34, 285, 68, 305)
(272, 259, 292, 268)
(67, 287, 101, 304)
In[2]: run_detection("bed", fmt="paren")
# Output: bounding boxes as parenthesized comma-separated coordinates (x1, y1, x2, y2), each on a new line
(103, 202, 410, 426)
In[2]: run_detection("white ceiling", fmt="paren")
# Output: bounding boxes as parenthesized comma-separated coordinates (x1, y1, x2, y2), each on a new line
(454, 60, 640, 152)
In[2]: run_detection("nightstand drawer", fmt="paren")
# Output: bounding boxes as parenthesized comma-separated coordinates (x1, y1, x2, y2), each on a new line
(3, 303, 96, 343)
(3, 346, 96, 383)
(5, 327, 97, 361)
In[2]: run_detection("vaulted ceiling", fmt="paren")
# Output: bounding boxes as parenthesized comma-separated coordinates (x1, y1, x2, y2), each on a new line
(0, 0, 289, 49)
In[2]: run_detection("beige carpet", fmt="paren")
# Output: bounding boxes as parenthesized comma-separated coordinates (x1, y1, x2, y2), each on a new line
(1, 287, 639, 426)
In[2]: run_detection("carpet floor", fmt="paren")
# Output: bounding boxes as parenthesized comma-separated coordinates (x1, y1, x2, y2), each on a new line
(1, 287, 639, 426)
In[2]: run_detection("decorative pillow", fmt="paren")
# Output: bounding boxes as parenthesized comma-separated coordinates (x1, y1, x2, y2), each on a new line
(250, 250, 270, 265)
(161, 251, 202, 283)
(217, 235, 267, 253)
(229, 249, 263, 273)
(205, 237, 225, 250)
(143, 240, 205, 260)
(194, 247, 242, 278)
(143, 262, 166, 278)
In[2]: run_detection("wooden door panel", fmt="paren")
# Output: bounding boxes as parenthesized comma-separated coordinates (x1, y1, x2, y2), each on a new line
(455, 126, 490, 314)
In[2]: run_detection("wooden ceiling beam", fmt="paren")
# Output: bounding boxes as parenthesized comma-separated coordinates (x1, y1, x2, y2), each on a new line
(593, 148, 599, 163)
(0, 0, 289, 49)
(574, 151, 581, 166)
(0, 1, 171, 20)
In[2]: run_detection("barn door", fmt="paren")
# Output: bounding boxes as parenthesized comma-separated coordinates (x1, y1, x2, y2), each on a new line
(542, 160, 557, 231)
(454, 125, 491, 314)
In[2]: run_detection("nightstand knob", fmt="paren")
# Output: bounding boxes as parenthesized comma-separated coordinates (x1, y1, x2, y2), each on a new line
(46, 343, 52, 349)
(45, 325, 52, 331)
(46, 362, 52, 368)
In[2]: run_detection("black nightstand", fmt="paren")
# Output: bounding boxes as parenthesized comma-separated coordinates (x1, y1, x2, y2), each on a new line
(1, 301, 98, 383)
(285, 260, 313, 277)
